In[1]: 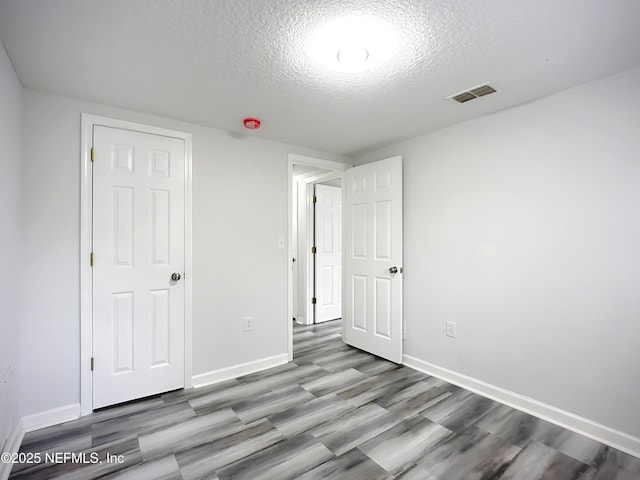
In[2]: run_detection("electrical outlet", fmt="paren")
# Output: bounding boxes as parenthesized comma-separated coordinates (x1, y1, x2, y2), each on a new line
(446, 321, 456, 338)
(244, 316, 254, 332)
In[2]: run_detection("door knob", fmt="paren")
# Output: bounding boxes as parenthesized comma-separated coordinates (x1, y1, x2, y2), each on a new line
(389, 266, 398, 274)
(171, 272, 182, 281)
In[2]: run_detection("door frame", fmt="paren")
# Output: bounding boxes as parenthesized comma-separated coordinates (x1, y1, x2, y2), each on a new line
(80, 114, 193, 415)
(288, 154, 351, 361)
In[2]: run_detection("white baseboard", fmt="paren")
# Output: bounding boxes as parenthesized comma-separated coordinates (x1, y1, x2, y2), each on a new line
(192, 354, 289, 388)
(403, 355, 640, 459)
(0, 419, 25, 480)
(20, 403, 81, 433)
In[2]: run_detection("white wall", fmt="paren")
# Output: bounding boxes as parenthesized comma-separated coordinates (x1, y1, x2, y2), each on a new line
(20, 89, 349, 417)
(0, 40, 22, 448)
(355, 66, 640, 441)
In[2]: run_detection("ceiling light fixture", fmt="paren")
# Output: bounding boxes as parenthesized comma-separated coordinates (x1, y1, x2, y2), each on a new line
(310, 16, 397, 73)
(337, 45, 369, 66)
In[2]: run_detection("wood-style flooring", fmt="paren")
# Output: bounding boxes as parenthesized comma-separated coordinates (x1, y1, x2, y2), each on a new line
(9, 320, 640, 479)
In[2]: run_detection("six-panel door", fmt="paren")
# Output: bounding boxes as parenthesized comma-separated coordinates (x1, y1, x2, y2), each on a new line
(92, 125, 185, 409)
(344, 156, 403, 363)
(315, 184, 342, 323)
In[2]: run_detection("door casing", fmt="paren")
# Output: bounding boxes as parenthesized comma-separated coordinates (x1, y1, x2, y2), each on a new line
(80, 114, 193, 415)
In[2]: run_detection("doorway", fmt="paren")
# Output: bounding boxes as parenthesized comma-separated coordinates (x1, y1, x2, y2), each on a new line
(287, 155, 349, 361)
(313, 181, 342, 324)
(288, 154, 405, 364)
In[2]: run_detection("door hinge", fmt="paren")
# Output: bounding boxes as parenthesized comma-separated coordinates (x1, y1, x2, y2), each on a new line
(312, 297, 317, 304)
(311, 246, 316, 254)
(90, 252, 94, 267)
(90, 147, 95, 162)
(90, 357, 94, 371)
(312, 196, 317, 203)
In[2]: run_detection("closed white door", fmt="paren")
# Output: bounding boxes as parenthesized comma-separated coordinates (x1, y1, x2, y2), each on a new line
(314, 184, 342, 323)
(92, 125, 185, 409)
(344, 156, 403, 363)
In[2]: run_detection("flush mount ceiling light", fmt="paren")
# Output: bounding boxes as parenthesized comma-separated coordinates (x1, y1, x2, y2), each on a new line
(337, 45, 369, 65)
(310, 16, 398, 73)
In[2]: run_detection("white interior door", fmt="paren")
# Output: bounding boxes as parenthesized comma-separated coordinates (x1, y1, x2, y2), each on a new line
(314, 184, 342, 323)
(344, 156, 403, 363)
(92, 125, 185, 409)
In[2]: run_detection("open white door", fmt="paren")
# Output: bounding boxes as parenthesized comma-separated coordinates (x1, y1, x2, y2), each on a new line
(92, 125, 185, 409)
(344, 156, 403, 363)
(314, 184, 342, 323)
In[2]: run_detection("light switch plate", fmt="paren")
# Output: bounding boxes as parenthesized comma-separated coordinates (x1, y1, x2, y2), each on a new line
(244, 316, 254, 332)
(446, 321, 456, 338)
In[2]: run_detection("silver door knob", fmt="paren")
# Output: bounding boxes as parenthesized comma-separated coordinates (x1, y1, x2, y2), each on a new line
(171, 272, 182, 281)
(389, 266, 398, 274)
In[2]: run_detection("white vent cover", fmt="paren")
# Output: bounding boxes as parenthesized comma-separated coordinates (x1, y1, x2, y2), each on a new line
(448, 83, 497, 104)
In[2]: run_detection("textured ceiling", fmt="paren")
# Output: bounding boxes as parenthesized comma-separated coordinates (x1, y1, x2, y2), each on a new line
(1, 0, 639, 156)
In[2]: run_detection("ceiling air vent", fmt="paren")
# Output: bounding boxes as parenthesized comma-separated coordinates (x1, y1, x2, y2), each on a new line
(448, 83, 497, 104)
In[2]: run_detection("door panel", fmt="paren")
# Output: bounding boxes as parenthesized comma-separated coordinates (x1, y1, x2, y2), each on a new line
(150, 289, 170, 366)
(92, 125, 185, 409)
(375, 277, 392, 338)
(315, 184, 342, 323)
(352, 275, 367, 331)
(150, 189, 171, 265)
(344, 156, 403, 363)
(353, 203, 367, 258)
(112, 291, 134, 372)
(113, 187, 134, 266)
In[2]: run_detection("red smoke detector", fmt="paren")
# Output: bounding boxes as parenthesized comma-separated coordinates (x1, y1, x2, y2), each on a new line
(243, 118, 261, 129)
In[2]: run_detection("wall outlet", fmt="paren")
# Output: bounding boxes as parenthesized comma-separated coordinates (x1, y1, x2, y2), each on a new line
(446, 321, 456, 338)
(244, 316, 254, 332)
